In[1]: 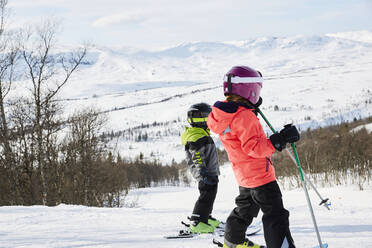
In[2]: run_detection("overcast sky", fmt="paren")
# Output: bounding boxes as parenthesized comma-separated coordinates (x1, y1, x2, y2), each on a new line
(8, 0, 372, 50)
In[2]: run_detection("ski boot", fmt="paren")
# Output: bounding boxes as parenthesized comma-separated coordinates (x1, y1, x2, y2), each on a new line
(208, 215, 222, 228)
(224, 238, 266, 248)
(190, 221, 215, 234)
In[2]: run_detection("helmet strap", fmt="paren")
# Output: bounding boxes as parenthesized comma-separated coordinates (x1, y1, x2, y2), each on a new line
(254, 97, 263, 108)
(187, 118, 194, 126)
(227, 74, 232, 93)
(247, 97, 263, 116)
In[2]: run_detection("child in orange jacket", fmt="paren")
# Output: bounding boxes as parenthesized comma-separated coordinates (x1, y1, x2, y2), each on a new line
(207, 66, 300, 248)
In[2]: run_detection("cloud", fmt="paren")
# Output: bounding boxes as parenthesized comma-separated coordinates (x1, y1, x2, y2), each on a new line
(9, 0, 372, 49)
(9, 0, 68, 8)
(92, 13, 145, 28)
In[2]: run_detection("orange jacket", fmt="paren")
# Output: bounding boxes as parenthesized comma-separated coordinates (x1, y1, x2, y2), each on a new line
(207, 101, 276, 188)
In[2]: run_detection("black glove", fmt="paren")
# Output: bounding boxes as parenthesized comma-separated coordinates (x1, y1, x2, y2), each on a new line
(270, 124, 300, 151)
(281, 124, 300, 143)
(269, 132, 286, 151)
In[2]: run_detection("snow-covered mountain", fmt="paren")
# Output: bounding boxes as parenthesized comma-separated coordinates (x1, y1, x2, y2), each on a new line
(45, 30, 372, 163)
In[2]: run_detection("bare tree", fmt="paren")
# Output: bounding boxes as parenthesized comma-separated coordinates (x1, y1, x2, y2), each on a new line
(0, 0, 22, 204)
(61, 108, 107, 206)
(21, 19, 87, 205)
(0, 7, 188, 207)
(0, 0, 8, 36)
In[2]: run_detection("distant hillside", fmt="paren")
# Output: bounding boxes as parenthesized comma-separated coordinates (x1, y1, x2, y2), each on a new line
(15, 31, 372, 164)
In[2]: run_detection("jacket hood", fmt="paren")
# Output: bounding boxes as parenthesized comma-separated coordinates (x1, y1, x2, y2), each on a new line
(207, 101, 254, 135)
(181, 126, 210, 145)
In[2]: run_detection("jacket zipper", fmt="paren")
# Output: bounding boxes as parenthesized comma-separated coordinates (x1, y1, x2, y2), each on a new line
(265, 157, 272, 172)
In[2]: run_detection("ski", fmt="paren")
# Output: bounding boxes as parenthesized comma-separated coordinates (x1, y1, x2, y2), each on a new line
(164, 229, 224, 239)
(245, 225, 261, 236)
(164, 230, 198, 239)
(213, 238, 224, 247)
(213, 238, 267, 248)
(186, 218, 262, 236)
(312, 244, 328, 248)
(183, 218, 262, 235)
(164, 221, 261, 239)
(214, 238, 328, 248)
(213, 221, 262, 237)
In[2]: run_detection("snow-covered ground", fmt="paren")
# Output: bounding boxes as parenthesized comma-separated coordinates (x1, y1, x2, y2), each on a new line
(351, 123, 372, 133)
(2, 30, 372, 247)
(1, 164, 371, 248)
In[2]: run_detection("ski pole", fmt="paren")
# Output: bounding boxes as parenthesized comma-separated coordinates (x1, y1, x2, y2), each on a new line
(256, 108, 327, 247)
(291, 143, 327, 248)
(256, 108, 330, 210)
(284, 149, 330, 210)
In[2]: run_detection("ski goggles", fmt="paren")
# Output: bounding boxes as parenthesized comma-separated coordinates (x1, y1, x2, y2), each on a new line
(187, 117, 208, 123)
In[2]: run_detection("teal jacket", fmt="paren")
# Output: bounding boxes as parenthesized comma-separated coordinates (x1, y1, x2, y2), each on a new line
(181, 127, 220, 182)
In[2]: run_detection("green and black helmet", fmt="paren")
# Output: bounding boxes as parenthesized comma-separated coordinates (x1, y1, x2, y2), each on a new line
(187, 102, 212, 128)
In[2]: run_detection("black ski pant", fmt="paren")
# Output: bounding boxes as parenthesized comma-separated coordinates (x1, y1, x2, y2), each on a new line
(224, 181, 295, 248)
(191, 181, 218, 223)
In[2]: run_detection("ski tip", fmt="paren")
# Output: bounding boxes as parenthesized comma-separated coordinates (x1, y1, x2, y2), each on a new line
(163, 230, 197, 239)
(163, 234, 196, 239)
(246, 228, 261, 236)
(312, 243, 328, 248)
(212, 238, 224, 247)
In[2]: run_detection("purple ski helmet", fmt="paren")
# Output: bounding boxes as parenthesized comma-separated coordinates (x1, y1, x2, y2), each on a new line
(223, 66, 263, 104)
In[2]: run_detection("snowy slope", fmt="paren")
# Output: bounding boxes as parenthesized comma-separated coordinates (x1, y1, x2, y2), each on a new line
(41, 30, 372, 164)
(1, 164, 371, 248)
